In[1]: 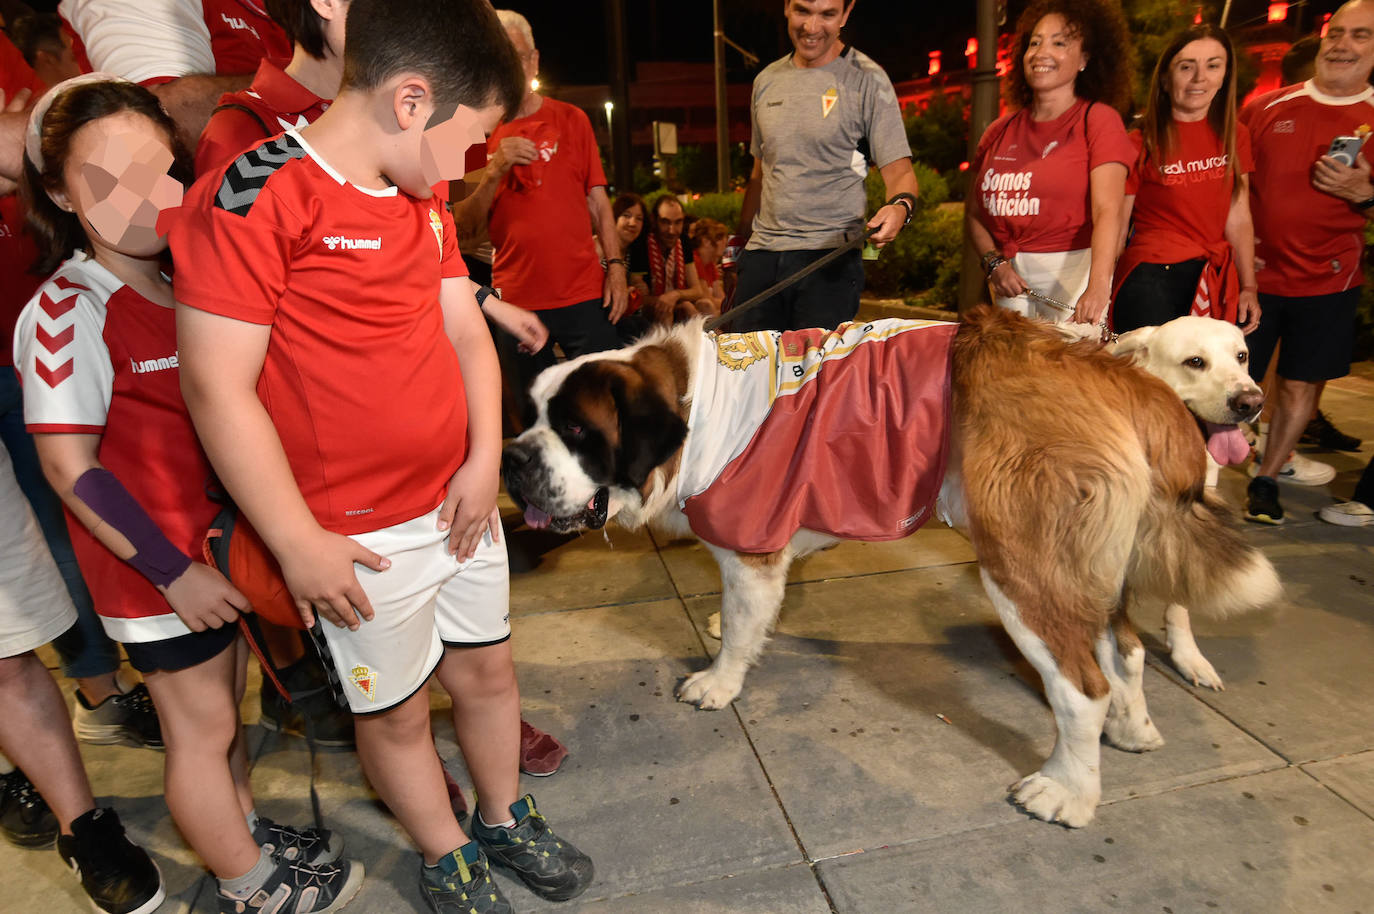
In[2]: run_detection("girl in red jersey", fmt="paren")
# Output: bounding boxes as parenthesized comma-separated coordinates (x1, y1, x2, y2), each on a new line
(1112, 24, 1261, 335)
(13, 76, 362, 912)
(967, 0, 1134, 327)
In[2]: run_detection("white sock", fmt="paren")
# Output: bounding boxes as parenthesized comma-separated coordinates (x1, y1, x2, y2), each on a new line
(478, 812, 515, 829)
(246, 809, 260, 831)
(217, 847, 274, 898)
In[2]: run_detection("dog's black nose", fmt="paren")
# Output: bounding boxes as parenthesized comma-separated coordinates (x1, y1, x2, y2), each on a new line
(1229, 389, 1264, 418)
(501, 442, 532, 480)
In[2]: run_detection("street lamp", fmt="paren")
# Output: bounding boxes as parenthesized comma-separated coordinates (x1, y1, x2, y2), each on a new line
(604, 100, 614, 140)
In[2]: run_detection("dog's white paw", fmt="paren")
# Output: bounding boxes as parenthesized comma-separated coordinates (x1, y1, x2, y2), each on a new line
(705, 611, 721, 640)
(1009, 772, 1099, 828)
(1171, 647, 1225, 691)
(676, 668, 741, 710)
(1103, 712, 1165, 752)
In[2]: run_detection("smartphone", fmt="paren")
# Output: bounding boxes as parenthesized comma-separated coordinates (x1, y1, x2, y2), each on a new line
(1327, 135, 1366, 167)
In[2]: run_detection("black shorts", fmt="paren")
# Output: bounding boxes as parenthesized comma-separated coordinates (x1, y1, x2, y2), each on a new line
(1111, 259, 1206, 333)
(1248, 289, 1359, 383)
(123, 621, 239, 674)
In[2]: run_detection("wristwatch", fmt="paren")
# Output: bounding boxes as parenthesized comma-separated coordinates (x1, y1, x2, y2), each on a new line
(1356, 195, 1374, 210)
(980, 250, 1007, 276)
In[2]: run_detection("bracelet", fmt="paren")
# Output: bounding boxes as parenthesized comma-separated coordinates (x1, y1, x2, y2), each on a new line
(980, 250, 1007, 277)
(604, 258, 628, 269)
(885, 192, 917, 225)
(474, 284, 498, 308)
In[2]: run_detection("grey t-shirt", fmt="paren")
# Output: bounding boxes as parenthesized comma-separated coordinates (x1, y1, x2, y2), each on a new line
(748, 46, 911, 252)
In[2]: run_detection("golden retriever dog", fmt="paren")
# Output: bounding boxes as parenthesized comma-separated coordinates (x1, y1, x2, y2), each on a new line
(501, 306, 1280, 827)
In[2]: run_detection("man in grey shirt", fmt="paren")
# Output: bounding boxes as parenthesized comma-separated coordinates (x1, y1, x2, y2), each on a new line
(728, 0, 918, 331)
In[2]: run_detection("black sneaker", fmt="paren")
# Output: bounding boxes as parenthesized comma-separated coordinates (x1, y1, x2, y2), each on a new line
(1300, 410, 1362, 452)
(471, 795, 593, 902)
(74, 683, 164, 749)
(1246, 475, 1285, 525)
(57, 807, 165, 914)
(252, 815, 342, 865)
(0, 768, 59, 847)
(420, 843, 512, 914)
(217, 855, 362, 914)
(259, 662, 355, 749)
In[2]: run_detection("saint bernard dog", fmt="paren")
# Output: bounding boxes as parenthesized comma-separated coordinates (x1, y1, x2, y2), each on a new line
(502, 306, 1281, 827)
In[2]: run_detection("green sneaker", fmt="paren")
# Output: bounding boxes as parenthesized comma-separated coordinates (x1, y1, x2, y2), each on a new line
(420, 843, 512, 914)
(471, 795, 593, 902)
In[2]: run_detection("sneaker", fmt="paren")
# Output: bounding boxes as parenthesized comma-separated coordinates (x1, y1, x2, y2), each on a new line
(1301, 411, 1363, 452)
(57, 808, 165, 914)
(1318, 500, 1374, 527)
(471, 795, 593, 902)
(259, 665, 355, 749)
(74, 683, 164, 749)
(1249, 452, 1336, 486)
(420, 843, 513, 914)
(518, 720, 568, 777)
(218, 855, 362, 914)
(0, 768, 59, 847)
(252, 815, 342, 865)
(1246, 476, 1285, 525)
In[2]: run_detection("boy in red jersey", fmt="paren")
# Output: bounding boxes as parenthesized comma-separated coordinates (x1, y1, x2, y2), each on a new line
(171, 1, 593, 910)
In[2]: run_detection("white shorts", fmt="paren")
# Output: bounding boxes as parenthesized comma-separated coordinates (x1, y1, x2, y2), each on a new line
(996, 248, 1093, 323)
(0, 447, 77, 659)
(314, 506, 511, 714)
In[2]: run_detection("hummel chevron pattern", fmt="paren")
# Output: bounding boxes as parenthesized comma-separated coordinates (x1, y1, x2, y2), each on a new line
(215, 134, 307, 217)
(35, 282, 86, 388)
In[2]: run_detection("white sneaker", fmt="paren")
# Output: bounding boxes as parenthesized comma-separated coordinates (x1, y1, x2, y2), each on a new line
(1248, 452, 1336, 486)
(1318, 501, 1374, 527)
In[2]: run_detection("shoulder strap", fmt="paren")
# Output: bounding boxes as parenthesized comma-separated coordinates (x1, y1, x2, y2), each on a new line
(212, 102, 274, 139)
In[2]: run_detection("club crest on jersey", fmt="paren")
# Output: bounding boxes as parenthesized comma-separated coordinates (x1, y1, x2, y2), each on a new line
(821, 87, 838, 118)
(429, 210, 445, 256)
(715, 332, 771, 372)
(350, 665, 377, 701)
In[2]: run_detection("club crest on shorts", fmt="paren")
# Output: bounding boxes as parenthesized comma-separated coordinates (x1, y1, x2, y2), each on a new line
(350, 664, 377, 701)
(821, 87, 838, 118)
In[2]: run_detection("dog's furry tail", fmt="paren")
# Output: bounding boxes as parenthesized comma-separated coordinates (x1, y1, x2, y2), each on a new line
(1130, 487, 1282, 619)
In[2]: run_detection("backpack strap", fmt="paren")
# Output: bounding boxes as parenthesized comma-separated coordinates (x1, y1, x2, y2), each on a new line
(212, 102, 275, 139)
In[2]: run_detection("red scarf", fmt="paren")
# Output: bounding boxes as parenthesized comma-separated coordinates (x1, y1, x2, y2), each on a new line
(648, 234, 687, 295)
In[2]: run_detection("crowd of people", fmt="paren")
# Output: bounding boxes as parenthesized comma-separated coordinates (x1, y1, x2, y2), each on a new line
(0, 0, 1370, 913)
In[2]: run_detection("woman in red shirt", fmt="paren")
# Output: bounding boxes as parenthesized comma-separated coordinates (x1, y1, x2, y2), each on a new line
(967, 0, 1134, 326)
(1112, 24, 1261, 334)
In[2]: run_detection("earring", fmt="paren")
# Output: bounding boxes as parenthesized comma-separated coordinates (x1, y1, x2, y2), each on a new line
(1079, 65, 1086, 71)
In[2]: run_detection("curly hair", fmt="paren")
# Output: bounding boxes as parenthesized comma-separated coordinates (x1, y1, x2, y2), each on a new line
(20, 80, 192, 276)
(1005, 0, 1135, 115)
(1138, 24, 1242, 198)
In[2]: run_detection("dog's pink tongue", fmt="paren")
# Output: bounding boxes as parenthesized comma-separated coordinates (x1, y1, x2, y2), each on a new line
(1205, 423, 1250, 465)
(524, 505, 551, 529)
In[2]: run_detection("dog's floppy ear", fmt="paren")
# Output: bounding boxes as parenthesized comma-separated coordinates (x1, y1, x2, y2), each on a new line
(1110, 325, 1156, 364)
(611, 375, 687, 490)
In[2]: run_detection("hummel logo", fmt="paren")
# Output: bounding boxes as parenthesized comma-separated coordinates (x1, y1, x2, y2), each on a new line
(322, 235, 382, 251)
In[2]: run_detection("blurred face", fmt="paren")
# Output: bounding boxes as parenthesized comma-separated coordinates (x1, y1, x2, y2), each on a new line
(1024, 14, 1087, 98)
(696, 235, 724, 264)
(784, 0, 852, 68)
(1167, 38, 1228, 121)
(419, 101, 495, 188)
(653, 200, 685, 246)
(615, 203, 644, 246)
(58, 110, 182, 258)
(1316, 2, 1374, 96)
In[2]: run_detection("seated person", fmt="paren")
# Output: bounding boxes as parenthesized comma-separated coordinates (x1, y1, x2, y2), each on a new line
(689, 217, 728, 312)
(643, 194, 713, 323)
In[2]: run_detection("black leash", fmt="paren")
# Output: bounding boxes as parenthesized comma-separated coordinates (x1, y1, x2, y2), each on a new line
(704, 226, 878, 332)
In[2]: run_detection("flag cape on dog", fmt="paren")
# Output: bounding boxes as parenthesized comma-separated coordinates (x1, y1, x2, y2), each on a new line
(678, 319, 957, 553)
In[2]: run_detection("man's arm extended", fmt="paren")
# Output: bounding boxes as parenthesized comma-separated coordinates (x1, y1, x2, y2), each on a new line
(588, 184, 628, 321)
(867, 157, 919, 247)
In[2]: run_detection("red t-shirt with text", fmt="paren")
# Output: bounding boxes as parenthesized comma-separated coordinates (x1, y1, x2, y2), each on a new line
(1240, 81, 1374, 296)
(487, 97, 607, 310)
(170, 130, 470, 534)
(972, 99, 1133, 256)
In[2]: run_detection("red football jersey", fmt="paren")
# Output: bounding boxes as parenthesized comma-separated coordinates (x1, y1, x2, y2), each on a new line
(487, 97, 607, 310)
(1, 36, 46, 369)
(170, 130, 470, 535)
(13, 255, 218, 643)
(201, 0, 289, 75)
(972, 99, 1133, 256)
(195, 57, 330, 177)
(1241, 81, 1374, 296)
